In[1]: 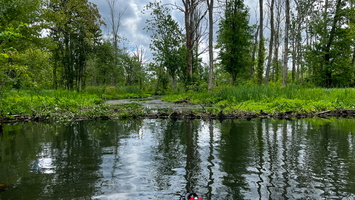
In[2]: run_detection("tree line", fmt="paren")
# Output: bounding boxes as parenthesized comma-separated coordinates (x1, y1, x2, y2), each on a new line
(1, 0, 355, 94)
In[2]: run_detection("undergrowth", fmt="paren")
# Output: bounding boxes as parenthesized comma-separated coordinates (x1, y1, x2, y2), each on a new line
(84, 86, 151, 99)
(0, 89, 146, 121)
(162, 85, 355, 114)
(0, 90, 103, 119)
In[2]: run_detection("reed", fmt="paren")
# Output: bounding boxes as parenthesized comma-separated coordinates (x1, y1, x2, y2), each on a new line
(217, 85, 355, 103)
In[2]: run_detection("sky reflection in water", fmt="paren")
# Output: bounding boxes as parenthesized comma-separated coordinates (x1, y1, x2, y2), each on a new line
(0, 118, 355, 199)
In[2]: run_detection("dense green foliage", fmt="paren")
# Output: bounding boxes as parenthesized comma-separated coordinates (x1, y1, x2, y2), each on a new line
(304, 0, 355, 87)
(47, 0, 103, 91)
(144, 1, 186, 92)
(1, 0, 355, 92)
(0, 0, 49, 89)
(217, 0, 254, 84)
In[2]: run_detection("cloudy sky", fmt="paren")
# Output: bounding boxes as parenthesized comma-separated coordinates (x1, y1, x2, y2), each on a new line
(89, 0, 259, 62)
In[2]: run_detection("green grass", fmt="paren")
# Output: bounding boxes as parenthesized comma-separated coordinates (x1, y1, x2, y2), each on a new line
(84, 86, 151, 99)
(2, 85, 355, 121)
(162, 85, 355, 114)
(0, 88, 148, 121)
(0, 89, 103, 118)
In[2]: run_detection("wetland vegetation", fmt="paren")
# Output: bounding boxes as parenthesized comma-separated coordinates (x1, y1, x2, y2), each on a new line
(1, 85, 355, 123)
(2, 1, 355, 198)
(2, 0, 355, 123)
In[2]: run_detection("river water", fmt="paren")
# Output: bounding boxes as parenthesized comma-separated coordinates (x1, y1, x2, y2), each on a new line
(1, 118, 355, 199)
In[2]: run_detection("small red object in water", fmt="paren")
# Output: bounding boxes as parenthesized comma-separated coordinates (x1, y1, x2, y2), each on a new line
(186, 192, 203, 200)
(188, 197, 203, 200)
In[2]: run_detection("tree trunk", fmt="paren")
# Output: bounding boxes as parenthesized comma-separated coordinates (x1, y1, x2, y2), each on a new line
(207, 0, 214, 92)
(53, 49, 59, 89)
(257, 0, 264, 84)
(251, 26, 259, 78)
(181, 0, 206, 85)
(296, 22, 302, 81)
(282, 0, 290, 86)
(106, 0, 125, 85)
(323, 0, 342, 88)
(265, 0, 275, 85)
(352, 48, 355, 66)
(184, 0, 194, 81)
(291, 37, 296, 82)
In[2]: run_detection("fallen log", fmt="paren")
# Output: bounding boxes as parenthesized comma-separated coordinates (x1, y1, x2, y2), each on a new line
(174, 99, 190, 104)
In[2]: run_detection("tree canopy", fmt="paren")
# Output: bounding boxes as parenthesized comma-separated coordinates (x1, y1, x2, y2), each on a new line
(1, 0, 355, 93)
(217, 0, 254, 84)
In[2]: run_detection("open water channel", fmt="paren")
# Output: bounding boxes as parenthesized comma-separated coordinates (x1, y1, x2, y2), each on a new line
(1, 117, 355, 199)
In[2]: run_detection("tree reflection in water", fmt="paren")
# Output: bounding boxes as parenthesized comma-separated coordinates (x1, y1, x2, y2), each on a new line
(1, 118, 355, 199)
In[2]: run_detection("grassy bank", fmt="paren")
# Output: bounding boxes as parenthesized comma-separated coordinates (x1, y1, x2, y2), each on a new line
(1, 85, 355, 123)
(162, 85, 355, 114)
(0, 88, 145, 122)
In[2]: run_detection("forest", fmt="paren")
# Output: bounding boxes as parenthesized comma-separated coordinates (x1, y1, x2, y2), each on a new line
(1, 0, 355, 121)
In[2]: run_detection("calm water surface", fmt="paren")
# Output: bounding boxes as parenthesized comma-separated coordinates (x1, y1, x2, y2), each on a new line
(1, 118, 355, 199)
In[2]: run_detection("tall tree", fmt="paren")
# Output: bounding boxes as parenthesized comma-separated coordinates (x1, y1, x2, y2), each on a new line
(271, 0, 284, 82)
(130, 46, 146, 89)
(86, 40, 116, 86)
(323, 0, 343, 87)
(257, 0, 265, 84)
(305, 0, 354, 87)
(105, 0, 125, 52)
(250, 26, 259, 77)
(264, 0, 275, 85)
(144, 1, 185, 91)
(289, 0, 313, 82)
(350, 0, 355, 68)
(123, 47, 146, 87)
(0, 0, 50, 89)
(207, 0, 214, 91)
(217, 0, 253, 84)
(282, 0, 290, 86)
(47, 0, 103, 91)
(105, 0, 125, 85)
(181, 0, 206, 83)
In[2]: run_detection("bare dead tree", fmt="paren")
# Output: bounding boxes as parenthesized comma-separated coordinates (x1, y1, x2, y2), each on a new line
(181, 0, 207, 82)
(105, 0, 126, 85)
(271, 0, 284, 82)
(105, 0, 126, 51)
